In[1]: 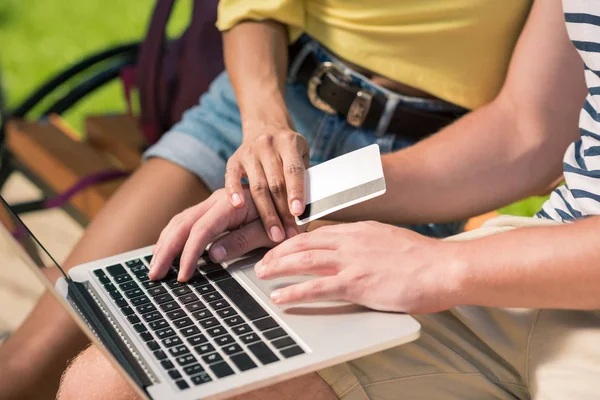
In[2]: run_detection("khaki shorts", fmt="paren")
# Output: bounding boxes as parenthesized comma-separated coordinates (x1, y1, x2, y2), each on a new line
(317, 216, 600, 399)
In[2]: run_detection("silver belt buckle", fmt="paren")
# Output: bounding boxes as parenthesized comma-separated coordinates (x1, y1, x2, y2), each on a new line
(307, 61, 348, 114)
(347, 90, 373, 128)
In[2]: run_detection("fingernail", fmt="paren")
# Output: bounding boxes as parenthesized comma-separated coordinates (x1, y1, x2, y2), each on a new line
(291, 200, 303, 215)
(271, 290, 282, 304)
(232, 193, 242, 207)
(286, 227, 297, 239)
(210, 245, 227, 262)
(270, 226, 284, 242)
(255, 261, 266, 278)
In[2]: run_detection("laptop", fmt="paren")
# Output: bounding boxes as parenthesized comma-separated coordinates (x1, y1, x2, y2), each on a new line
(0, 195, 420, 400)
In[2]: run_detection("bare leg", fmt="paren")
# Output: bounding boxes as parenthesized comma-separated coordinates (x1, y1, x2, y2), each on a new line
(0, 159, 212, 399)
(58, 346, 337, 400)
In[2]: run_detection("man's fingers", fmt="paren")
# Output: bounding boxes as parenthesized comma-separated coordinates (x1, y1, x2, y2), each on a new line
(281, 148, 308, 217)
(244, 158, 285, 243)
(149, 214, 193, 280)
(270, 276, 346, 305)
(209, 219, 275, 262)
(225, 159, 245, 208)
(256, 250, 341, 280)
(262, 231, 340, 264)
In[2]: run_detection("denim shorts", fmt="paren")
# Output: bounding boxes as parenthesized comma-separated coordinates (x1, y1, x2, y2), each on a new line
(143, 39, 466, 238)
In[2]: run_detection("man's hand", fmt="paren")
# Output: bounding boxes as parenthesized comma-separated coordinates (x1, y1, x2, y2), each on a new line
(148, 188, 308, 282)
(256, 221, 465, 314)
(225, 126, 310, 244)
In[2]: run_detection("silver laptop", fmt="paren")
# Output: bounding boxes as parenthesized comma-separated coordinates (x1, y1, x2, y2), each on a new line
(1, 195, 420, 400)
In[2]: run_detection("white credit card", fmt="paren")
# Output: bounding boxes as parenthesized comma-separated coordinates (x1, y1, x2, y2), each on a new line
(296, 144, 386, 225)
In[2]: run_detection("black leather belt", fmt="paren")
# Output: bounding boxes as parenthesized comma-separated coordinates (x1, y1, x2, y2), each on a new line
(288, 41, 468, 140)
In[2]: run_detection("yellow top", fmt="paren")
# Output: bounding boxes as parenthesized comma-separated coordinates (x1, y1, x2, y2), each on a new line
(217, 0, 532, 110)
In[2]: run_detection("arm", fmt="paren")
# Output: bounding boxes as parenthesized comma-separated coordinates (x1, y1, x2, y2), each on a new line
(333, 0, 587, 224)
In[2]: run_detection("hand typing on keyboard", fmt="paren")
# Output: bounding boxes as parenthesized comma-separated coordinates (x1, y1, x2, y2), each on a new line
(149, 188, 307, 282)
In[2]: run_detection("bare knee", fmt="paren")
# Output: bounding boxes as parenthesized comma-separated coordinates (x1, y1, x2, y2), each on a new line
(58, 345, 141, 400)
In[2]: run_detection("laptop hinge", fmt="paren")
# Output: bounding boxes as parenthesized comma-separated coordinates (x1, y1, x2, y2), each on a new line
(67, 281, 154, 390)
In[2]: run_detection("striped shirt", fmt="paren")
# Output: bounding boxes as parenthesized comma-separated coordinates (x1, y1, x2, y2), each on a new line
(538, 0, 600, 221)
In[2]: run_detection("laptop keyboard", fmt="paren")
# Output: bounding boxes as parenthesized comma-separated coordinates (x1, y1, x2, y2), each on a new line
(93, 255, 304, 391)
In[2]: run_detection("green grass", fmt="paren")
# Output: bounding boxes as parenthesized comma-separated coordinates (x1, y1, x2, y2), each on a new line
(0, 0, 545, 217)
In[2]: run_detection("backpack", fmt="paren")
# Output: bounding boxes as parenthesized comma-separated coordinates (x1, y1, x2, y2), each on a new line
(133, 0, 224, 145)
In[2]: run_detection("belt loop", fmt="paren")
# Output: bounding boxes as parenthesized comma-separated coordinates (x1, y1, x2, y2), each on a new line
(287, 41, 318, 84)
(375, 93, 399, 136)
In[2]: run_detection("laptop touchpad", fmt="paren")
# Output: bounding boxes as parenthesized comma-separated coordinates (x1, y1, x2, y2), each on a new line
(241, 264, 314, 298)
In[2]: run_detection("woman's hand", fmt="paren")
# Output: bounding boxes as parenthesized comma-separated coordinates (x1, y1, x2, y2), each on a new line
(225, 125, 310, 243)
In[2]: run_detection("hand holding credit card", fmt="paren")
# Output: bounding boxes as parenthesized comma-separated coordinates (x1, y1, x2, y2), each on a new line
(296, 144, 386, 225)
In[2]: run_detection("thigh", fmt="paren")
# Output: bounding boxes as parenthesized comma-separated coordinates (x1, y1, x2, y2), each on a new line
(529, 310, 600, 400)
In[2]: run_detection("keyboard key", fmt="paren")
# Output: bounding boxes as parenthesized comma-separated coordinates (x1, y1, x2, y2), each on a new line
(192, 310, 212, 321)
(194, 343, 215, 355)
(253, 317, 279, 332)
(119, 281, 139, 291)
(166, 309, 187, 320)
(169, 344, 190, 357)
(191, 373, 212, 385)
(263, 327, 286, 340)
(130, 295, 150, 307)
(208, 300, 230, 311)
(133, 323, 147, 333)
(160, 301, 180, 312)
(216, 308, 237, 319)
(175, 379, 189, 390)
(185, 301, 205, 312)
(214, 334, 236, 347)
(140, 332, 153, 342)
(168, 369, 182, 380)
(154, 293, 174, 304)
(108, 290, 122, 300)
(165, 278, 182, 289)
(124, 288, 144, 299)
(114, 298, 128, 308)
(224, 316, 244, 327)
(149, 319, 169, 331)
(183, 363, 205, 376)
(202, 352, 223, 365)
(239, 333, 261, 345)
(248, 342, 279, 365)
(161, 360, 174, 370)
(107, 264, 126, 277)
(120, 306, 134, 316)
(135, 272, 150, 282)
(230, 353, 257, 371)
(206, 326, 227, 338)
(131, 264, 148, 274)
(104, 283, 116, 292)
(199, 263, 222, 274)
(136, 303, 157, 314)
(199, 317, 220, 329)
(232, 324, 252, 336)
(114, 274, 132, 284)
(94, 269, 105, 277)
(125, 259, 143, 268)
(98, 275, 110, 284)
(195, 284, 216, 295)
(188, 274, 209, 287)
(222, 343, 243, 356)
(127, 315, 141, 324)
(155, 327, 176, 339)
(173, 317, 194, 329)
(172, 286, 192, 297)
(142, 311, 162, 323)
(206, 269, 231, 282)
(153, 350, 167, 360)
(147, 341, 160, 351)
(148, 286, 167, 297)
(280, 345, 304, 358)
(175, 354, 196, 366)
(202, 292, 223, 303)
(272, 336, 296, 349)
(187, 334, 208, 346)
(142, 280, 162, 289)
(144, 255, 153, 264)
(179, 293, 199, 304)
(210, 361, 235, 378)
(162, 336, 182, 348)
(216, 278, 268, 321)
(180, 326, 201, 338)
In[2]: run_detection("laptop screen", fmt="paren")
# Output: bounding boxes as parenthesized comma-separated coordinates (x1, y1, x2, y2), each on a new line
(0, 195, 69, 280)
